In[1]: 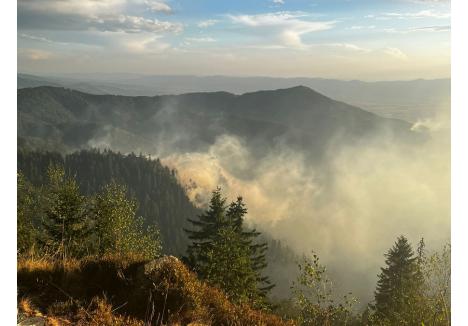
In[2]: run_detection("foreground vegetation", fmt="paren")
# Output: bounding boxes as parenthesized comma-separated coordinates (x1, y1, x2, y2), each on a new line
(18, 254, 292, 325)
(18, 158, 450, 325)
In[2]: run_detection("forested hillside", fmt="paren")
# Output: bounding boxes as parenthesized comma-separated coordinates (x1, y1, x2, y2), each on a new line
(18, 86, 420, 158)
(17, 73, 450, 122)
(17, 148, 300, 296)
(18, 149, 199, 254)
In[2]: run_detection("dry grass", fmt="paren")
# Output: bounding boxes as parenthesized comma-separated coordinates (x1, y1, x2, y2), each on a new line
(17, 254, 295, 326)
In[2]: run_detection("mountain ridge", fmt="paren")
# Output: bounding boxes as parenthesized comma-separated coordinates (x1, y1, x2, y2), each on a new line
(18, 85, 419, 161)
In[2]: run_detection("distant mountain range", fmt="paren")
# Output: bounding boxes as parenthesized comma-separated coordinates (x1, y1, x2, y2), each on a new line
(18, 73, 450, 122)
(18, 85, 420, 161)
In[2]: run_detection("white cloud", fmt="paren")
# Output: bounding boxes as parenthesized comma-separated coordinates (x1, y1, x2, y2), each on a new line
(381, 10, 450, 19)
(327, 43, 370, 53)
(116, 33, 171, 53)
(197, 19, 219, 28)
(18, 0, 126, 16)
(272, 0, 285, 4)
(145, 0, 172, 13)
(348, 25, 376, 30)
(185, 37, 216, 42)
(410, 25, 450, 32)
(18, 0, 182, 34)
(90, 15, 182, 33)
(384, 25, 450, 34)
(383, 47, 408, 60)
(229, 12, 335, 48)
(18, 33, 69, 45)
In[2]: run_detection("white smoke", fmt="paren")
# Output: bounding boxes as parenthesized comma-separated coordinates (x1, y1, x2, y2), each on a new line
(159, 106, 450, 303)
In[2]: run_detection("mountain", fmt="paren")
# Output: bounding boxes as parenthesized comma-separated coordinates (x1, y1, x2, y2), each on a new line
(18, 73, 450, 121)
(18, 85, 419, 161)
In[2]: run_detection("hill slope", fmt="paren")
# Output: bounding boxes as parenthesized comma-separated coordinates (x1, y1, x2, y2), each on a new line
(18, 149, 200, 255)
(18, 73, 450, 121)
(18, 86, 417, 160)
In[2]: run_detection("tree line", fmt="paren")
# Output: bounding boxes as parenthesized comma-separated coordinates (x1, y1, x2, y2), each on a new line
(18, 148, 200, 254)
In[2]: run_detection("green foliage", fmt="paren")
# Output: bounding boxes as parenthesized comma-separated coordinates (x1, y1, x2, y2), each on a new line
(18, 148, 199, 255)
(185, 188, 273, 307)
(419, 243, 451, 325)
(372, 236, 424, 324)
(292, 252, 358, 326)
(18, 165, 162, 260)
(17, 172, 38, 254)
(370, 236, 451, 326)
(93, 182, 161, 259)
(41, 165, 92, 258)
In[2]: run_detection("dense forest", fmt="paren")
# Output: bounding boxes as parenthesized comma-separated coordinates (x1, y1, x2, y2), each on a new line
(18, 148, 199, 254)
(17, 148, 300, 298)
(17, 148, 450, 325)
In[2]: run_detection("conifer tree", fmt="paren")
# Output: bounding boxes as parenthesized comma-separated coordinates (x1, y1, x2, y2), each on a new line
(185, 188, 273, 306)
(373, 235, 423, 324)
(41, 165, 91, 258)
(226, 197, 273, 298)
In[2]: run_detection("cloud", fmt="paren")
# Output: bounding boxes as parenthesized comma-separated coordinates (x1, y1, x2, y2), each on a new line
(18, 0, 182, 34)
(18, 0, 126, 16)
(228, 12, 335, 48)
(272, 0, 285, 4)
(384, 25, 450, 34)
(18, 48, 54, 60)
(410, 25, 451, 32)
(18, 33, 70, 45)
(90, 15, 182, 33)
(327, 43, 370, 53)
(197, 19, 219, 28)
(120, 34, 171, 53)
(348, 25, 376, 30)
(185, 37, 216, 42)
(381, 10, 450, 19)
(145, 0, 172, 13)
(383, 47, 408, 60)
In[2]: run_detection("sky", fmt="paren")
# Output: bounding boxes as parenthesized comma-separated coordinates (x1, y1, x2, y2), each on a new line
(17, 0, 451, 80)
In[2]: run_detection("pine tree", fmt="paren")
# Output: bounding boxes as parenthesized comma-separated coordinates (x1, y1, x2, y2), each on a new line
(41, 165, 92, 258)
(373, 235, 423, 324)
(185, 188, 227, 271)
(226, 197, 274, 298)
(185, 188, 273, 306)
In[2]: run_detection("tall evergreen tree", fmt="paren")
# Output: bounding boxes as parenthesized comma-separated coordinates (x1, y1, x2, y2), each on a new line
(185, 188, 273, 306)
(41, 166, 92, 258)
(373, 235, 423, 324)
(226, 197, 273, 297)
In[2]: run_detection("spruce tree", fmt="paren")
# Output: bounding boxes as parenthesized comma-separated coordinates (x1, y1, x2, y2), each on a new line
(226, 197, 273, 298)
(41, 166, 91, 258)
(185, 188, 273, 306)
(373, 235, 423, 324)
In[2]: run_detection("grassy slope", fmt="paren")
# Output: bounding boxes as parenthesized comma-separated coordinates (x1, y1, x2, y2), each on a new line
(18, 254, 295, 326)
